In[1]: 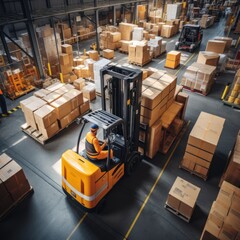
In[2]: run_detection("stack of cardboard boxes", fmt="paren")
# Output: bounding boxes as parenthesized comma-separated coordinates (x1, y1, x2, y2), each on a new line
(180, 112, 225, 179)
(20, 82, 90, 139)
(166, 177, 201, 221)
(181, 62, 216, 95)
(119, 23, 138, 41)
(220, 130, 240, 187)
(59, 44, 77, 83)
(165, 51, 181, 69)
(160, 20, 180, 38)
(99, 31, 121, 50)
(128, 41, 151, 65)
(102, 49, 114, 59)
(0, 153, 31, 216)
(200, 15, 215, 28)
(201, 181, 240, 240)
(206, 40, 226, 54)
(57, 23, 72, 44)
(148, 36, 164, 58)
(227, 69, 240, 106)
(197, 51, 220, 66)
(140, 70, 178, 158)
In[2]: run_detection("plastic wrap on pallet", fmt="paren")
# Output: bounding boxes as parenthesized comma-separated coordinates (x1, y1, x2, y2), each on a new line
(217, 54, 227, 72)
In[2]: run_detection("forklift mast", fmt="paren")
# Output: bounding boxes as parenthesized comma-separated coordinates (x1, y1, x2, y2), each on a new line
(100, 65, 142, 154)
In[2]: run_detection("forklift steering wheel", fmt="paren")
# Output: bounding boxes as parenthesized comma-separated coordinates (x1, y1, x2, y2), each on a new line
(108, 133, 116, 143)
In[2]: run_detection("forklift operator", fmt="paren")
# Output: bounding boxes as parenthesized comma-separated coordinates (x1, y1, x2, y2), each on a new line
(85, 124, 113, 160)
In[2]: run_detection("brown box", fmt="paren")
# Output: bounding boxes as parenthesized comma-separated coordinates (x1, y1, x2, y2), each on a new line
(70, 107, 80, 121)
(46, 82, 64, 92)
(43, 92, 61, 103)
(39, 121, 59, 138)
(61, 44, 72, 54)
(23, 98, 46, 129)
(141, 87, 162, 110)
(103, 49, 114, 59)
(79, 98, 90, 115)
(34, 105, 57, 130)
(214, 37, 232, 50)
(167, 51, 181, 61)
(206, 40, 226, 54)
(188, 112, 225, 154)
(166, 177, 201, 218)
(109, 32, 121, 42)
(0, 153, 12, 169)
(88, 50, 99, 61)
(60, 65, 72, 74)
(34, 89, 51, 98)
(0, 179, 14, 214)
(176, 91, 188, 119)
(82, 84, 96, 101)
(197, 51, 220, 66)
(50, 96, 72, 119)
(186, 144, 213, 162)
(0, 161, 31, 201)
(64, 89, 83, 110)
(20, 96, 39, 113)
(59, 53, 70, 65)
(73, 78, 85, 90)
(59, 115, 71, 129)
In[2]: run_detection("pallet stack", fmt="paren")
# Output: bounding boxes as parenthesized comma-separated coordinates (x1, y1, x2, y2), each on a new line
(139, 70, 178, 158)
(201, 181, 240, 240)
(59, 44, 77, 83)
(20, 82, 90, 141)
(220, 130, 240, 187)
(100, 31, 121, 50)
(180, 112, 225, 180)
(0, 153, 32, 218)
(165, 51, 181, 69)
(181, 62, 216, 95)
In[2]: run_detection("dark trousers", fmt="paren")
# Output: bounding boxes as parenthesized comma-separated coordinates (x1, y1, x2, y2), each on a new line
(0, 94, 8, 114)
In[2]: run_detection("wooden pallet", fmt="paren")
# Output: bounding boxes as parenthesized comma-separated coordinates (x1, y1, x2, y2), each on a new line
(0, 186, 33, 220)
(21, 110, 91, 145)
(222, 99, 240, 109)
(179, 164, 208, 181)
(128, 59, 151, 67)
(182, 85, 208, 96)
(7, 86, 35, 100)
(164, 202, 191, 223)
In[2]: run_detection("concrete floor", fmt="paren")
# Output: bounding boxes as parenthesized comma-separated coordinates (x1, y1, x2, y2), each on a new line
(0, 19, 240, 240)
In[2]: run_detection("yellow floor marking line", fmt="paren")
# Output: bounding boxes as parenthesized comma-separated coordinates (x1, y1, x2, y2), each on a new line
(174, 53, 196, 76)
(123, 121, 190, 240)
(66, 212, 88, 240)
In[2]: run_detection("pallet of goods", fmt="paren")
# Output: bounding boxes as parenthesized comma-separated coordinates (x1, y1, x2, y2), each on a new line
(219, 130, 240, 187)
(165, 177, 201, 222)
(180, 112, 225, 180)
(199, 14, 215, 28)
(99, 30, 121, 50)
(20, 82, 92, 144)
(180, 62, 216, 95)
(200, 181, 240, 240)
(165, 51, 181, 69)
(0, 153, 33, 220)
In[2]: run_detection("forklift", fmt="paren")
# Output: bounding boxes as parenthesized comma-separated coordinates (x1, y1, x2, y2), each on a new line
(61, 65, 143, 210)
(175, 24, 203, 53)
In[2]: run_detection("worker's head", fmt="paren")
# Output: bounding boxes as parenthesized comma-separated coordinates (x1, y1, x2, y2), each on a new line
(90, 124, 99, 134)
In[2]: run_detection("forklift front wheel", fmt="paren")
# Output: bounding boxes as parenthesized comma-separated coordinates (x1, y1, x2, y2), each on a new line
(126, 152, 141, 176)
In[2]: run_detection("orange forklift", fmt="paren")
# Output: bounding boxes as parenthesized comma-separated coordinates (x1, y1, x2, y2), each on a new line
(61, 65, 143, 211)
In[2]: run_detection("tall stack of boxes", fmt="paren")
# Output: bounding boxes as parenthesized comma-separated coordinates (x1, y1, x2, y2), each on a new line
(128, 42, 151, 65)
(59, 44, 77, 83)
(180, 112, 225, 179)
(119, 23, 138, 41)
(148, 36, 163, 58)
(181, 62, 216, 95)
(137, 5, 146, 20)
(0, 153, 31, 216)
(165, 51, 181, 69)
(100, 31, 121, 50)
(201, 181, 240, 240)
(20, 82, 90, 140)
(220, 130, 240, 187)
(140, 70, 177, 158)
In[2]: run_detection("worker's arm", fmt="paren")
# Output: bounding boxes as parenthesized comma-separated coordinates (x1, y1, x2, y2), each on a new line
(93, 138, 106, 152)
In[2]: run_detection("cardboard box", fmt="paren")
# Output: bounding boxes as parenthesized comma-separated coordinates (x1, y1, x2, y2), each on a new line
(20, 96, 39, 113)
(0, 179, 14, 214)
(188, 112, 225, 154)
(197, 51, 220, 66)
(43, 92, 61, 104)
(0, 161, 30, 201)
(59, 53, 70, 65)
(214, 37, 232, 50)
(33, 89, 51, 98)
(141, 87, 162, 110)
(103, 49, 114, 59)
(88, 50, 99, 61)
(61, 44, 72, 54)
(186, 144, 213, 162)
(176, 91, 188, 119)
(46, 82, 65, 92)
(165, 59, 180, 69)
(206, 40, 226, 54)
(64, 89, 83, 110)
(40, 121, 59, 138)
(82, 84, 96, 101)
(23, 98, 46, 129)
(70, 107, 80, 121)
(50, 96, 72, 119)
(109, 32, 121, 42)
(73, 78, 85, 90)
(167, 51, 181, 61)
(167, 177, 201, 218)
(34, 105, 57, 130)
(0, 153, 12, 169)
(59, 115, 71, 129)
(79, 98, 90, 115)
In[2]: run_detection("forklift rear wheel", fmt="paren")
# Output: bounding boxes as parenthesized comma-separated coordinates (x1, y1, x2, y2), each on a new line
(126, 152, 140, 176)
